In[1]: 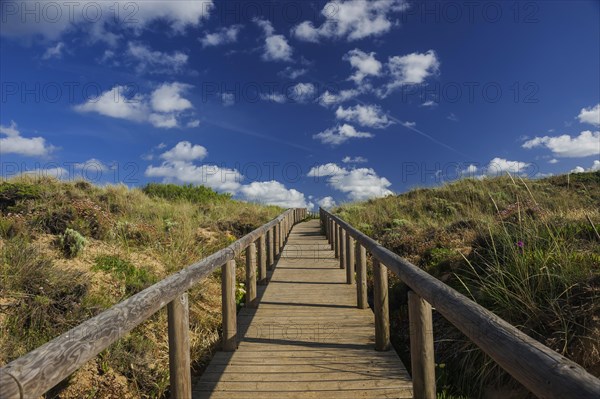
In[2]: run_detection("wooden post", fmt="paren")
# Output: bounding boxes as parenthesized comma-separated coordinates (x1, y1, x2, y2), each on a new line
(222, 260, 237, 351)
(408, 291, 436, 399)
(334, 222, 339, 258)
(257, 236, 266, 285)
(274, 223, 280, 258)
(167, 293, 191, 399)
(330, 219, 334, 250)
(245, 243, 257, 308)
(339, 227, 346, 269)
(356, 244, 367, 309)
(346, 235, 355, 284)
(373, 259, 390, 351)
(279, 221, 283, 251)
(266, 229, 273, 271)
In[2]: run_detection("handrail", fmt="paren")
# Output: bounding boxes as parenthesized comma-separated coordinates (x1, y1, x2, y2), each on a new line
(0, 208, 306, 399)
(320, 208, 600, 399)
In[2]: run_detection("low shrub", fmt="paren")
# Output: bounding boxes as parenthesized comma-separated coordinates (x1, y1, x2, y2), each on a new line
(142, 183, 231, 204)
(58, 228, 86, 258)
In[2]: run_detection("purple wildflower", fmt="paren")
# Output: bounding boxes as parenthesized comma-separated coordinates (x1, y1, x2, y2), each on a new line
(517, 241, 524, 248)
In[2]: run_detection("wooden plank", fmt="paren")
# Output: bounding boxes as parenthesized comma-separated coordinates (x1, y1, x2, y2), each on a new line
(408, 291, 436, 399)
(194, 220, 412, 399)
(168, 293, 192, 399)
(373, 259, 390, 351)
(222, 260, 237, 351)
(346, 235, 355, 285)
(245, 243, 257, 308)
(257, 235, 267, 285)
(356, 244, 368, 309)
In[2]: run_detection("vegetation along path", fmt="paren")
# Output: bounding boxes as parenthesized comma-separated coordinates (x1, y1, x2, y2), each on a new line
(193, 219, 413, 398)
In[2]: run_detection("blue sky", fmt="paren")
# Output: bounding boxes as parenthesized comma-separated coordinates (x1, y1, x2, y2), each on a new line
(1, 0, 599, 209)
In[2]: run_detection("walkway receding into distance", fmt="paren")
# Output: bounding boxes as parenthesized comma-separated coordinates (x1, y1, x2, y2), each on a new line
(193, 219, 413, 398)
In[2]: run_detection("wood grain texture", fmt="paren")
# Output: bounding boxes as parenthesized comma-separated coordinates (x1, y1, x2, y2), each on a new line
(222, 259, 237, 352)
(329, 219, 334, 250)
(373, 259, 390, 352)
(257, 235, 267, 285)
(168, 293, 192, 399)
(345, 235, 355, 285)
(193, 219, 412, 399)
(339, 227, 346, 270)
(356, 244, 368, 309)
(245, 243, 257, 308)
(408, 291, 436, 399)
(334, 221, 339, 258)
(274, 223, 280, 257)
(266, 229, 273, 272)
(322, 210, 600, 399)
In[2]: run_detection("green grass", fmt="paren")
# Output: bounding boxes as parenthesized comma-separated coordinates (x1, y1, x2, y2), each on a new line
(0, 176, 282, 398)
(333, 171, 600, 398)
(93, 255, 156, 297)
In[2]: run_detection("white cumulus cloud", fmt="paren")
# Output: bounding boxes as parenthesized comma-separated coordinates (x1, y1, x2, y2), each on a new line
(486, 158, 531, 175)
(313, 124, 373, 146)
(344, 49, 382, 84)
(75, 82, 196, 129)
(159, 141, 207, 162)
(308, 163, 393, 201)
(577, 104, 600, 127)
(381, 50, 440, 96)
(522, 130, 600, 158)
(317, 89, 361, 107)
(0, 121, 55, 157)
(317, 196, 337, 209)
(335, 104, 392, 128)
(239, 181, 310, 208)
(291, 0, 409, 42)
(255, 18, 293, 62)
(1, 1, 215, 42)
(200, 25, 243, 47)
(289, 83, 316, 103)
(150, 82, 193, 113)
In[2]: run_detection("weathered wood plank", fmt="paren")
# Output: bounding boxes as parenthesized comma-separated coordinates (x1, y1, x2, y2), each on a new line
(408, 291, 436, 399)
(222, 259, 237, 351)
(245, 243, 257, 308)
(356, 244, 368, 309)
(168, 293, 192, 399)
(346, 235, 355, 285)
(257, 235, 267, 285)
(194, 220, 412, 399)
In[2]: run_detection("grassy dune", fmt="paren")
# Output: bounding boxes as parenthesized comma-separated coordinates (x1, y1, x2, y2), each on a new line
(1, 173, 598, 398)
(0, 176, 281, 398)
(333, 172, 600, 398)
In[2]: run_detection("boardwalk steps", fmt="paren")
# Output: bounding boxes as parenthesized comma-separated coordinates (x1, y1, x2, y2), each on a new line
(193, 219, 413, 398)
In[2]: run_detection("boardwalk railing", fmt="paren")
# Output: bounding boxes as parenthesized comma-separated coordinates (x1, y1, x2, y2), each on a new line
(0, 208, 307, 399)
(320, 208, 600, 399)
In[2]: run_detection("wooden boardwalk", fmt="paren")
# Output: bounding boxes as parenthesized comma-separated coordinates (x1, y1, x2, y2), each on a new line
(193, 219, 413, 398)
